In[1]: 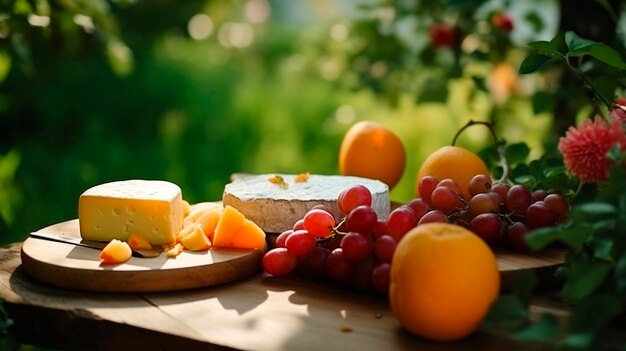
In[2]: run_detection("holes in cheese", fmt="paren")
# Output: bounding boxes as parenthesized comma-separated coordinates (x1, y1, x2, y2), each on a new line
(79, 180, 184, 246)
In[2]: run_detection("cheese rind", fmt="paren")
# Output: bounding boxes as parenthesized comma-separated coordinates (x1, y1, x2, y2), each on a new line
(79, 180, 184, 246)
(222, 174, 390, 233)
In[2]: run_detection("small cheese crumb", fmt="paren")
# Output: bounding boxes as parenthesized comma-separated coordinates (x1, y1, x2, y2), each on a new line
(339, 325, 353, 333)
(166, 243, 184, 257)
(294, 172, 310, 183)
(268, 175, 288, 189)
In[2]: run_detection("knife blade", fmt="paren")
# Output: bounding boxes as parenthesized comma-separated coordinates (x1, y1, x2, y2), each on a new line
(29, 232, 161, 258)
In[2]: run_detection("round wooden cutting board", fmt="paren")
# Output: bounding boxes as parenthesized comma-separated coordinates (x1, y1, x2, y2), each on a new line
(21, 219, 265, 293)
(21, 217, 565, 293)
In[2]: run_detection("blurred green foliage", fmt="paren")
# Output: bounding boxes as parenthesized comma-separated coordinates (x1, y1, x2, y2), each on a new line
(0, 0, 625, 248)
(0, 0, 346, 244)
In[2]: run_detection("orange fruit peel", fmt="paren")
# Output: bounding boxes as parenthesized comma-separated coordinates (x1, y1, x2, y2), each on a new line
(389, 222, 500, 341)
(339, 121, 406, 189)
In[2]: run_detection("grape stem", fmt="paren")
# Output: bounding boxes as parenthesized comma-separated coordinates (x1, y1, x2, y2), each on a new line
(317, 217, 348, 242)
(451, 120, 510, 183)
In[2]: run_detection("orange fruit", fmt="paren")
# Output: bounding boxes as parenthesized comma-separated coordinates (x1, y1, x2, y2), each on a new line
(212, 205, 266, 250)
(389, 223, 500, 342)
(339, 121, 406, 189)
(416, 145, 489, 200)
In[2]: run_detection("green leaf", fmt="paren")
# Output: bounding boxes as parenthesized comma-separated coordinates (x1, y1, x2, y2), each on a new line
(543, 166, 566, 178)
(585, 44, 626, 69)
(527, 40, 558, 54)
(471, 75, 488, 92)
(574, 202, 616, 217)
(510, 270, 537, 306)
(516, 313, 559, 342)
(564, 333, 594, 351)
(519, 54, 555, 74)
(505, 143, 530, 165)
(526, 225, 593, 250)
(560, 255, 611, 302)
(565, 31, 596, 53)
(565, 31, 626, 69)
(616, 254, 626, 296)
(592, 237, 613, 260)
(567, 294, 623, 341)
(531, 91, 555, 115)
(526, 226, 561, 250)
(417, 79, 448, 103)
(559, 226, 596, 246)
(593, 75, 618, 106)
(513, 174, 536, 188)
(481, 294, 529, 332)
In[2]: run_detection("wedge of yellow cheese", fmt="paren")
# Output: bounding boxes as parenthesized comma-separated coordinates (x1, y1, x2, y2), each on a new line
(79, 180, 184, 246)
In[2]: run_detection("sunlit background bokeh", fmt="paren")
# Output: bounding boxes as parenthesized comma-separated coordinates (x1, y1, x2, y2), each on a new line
(1, 0, 623, 244)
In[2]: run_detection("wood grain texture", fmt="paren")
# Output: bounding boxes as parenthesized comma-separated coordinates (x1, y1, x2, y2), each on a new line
(0, 243, 559, 351)
(21, 218, 264, 293)
(21, 213, 565, 293)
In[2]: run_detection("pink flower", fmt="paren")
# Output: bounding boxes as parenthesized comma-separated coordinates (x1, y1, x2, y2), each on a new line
(558, 116, 626, 183)
(612, 97, 626, 123)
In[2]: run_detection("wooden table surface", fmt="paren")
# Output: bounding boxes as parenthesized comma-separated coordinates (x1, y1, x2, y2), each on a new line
(0, 241, 569, 351)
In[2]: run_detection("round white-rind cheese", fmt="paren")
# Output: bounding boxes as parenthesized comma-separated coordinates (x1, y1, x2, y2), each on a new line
(222, 174, 390, 233)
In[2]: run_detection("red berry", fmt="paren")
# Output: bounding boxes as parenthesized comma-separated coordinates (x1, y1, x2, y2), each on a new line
(429, 24, 455, 48)
(491, 12, 514, 33)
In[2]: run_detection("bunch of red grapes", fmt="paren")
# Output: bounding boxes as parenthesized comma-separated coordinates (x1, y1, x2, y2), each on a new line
(262, 185, 398, 295)
(417, 174, 569, 250)
(261, 174, 570, 295)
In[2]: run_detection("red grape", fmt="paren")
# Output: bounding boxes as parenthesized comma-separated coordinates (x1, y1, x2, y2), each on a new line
(311, 204, 334, 216)
(431, 186, 462, 214)
(505, 184, 533, 215)
(407, 198, 429, 221)
(373, 234, 397, 263)
(470, 213, 502, 244)
(303, 209, 336, 238)
(385, 206, 418, 241)
(468, 174, 492, 196)
(507, 221, 530, 250)
(492, 182, 510, 200)
(345, 205, 378, 234)
(352, 258, 375, 291)
(285, 229, 317, 257)
(275, 229, 293, 248)
(525, 201, 556, 229)
(532, 189, 548, 202)
(340, 232, 373, 261)
(453, 209, 471, 228)
(418, 209, 449, 224)
(468, 192, 499, 216)
(486, 191, 502, 208)
(338, 185, 372, 214)
(263, 248, 297, 276)
(372, 219, 387, 238)
(544, 193, 569, 222)
(301, 246, 330, 277)
(438, 178, 463, 195)
(418, 176, 439, 204)
(322, 234, 343, 252)
(292, 219, 305, 231)
(371, 263, 391, 295)
(326, 248, 353, 281)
